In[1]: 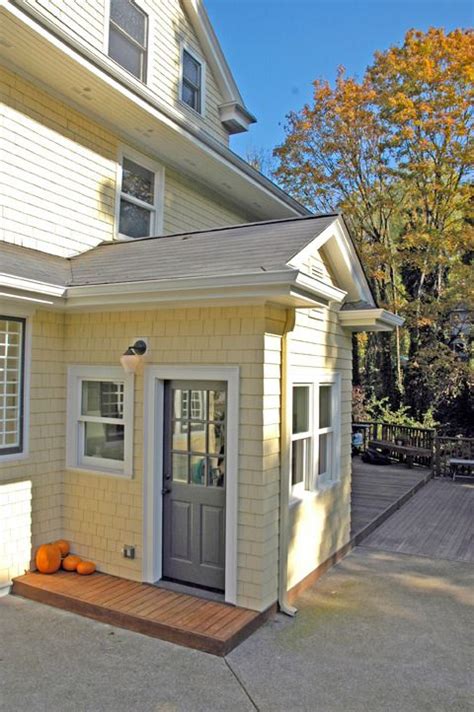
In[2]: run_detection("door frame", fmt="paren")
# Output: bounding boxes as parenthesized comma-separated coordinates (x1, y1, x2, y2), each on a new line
(143, 365, 239, 605)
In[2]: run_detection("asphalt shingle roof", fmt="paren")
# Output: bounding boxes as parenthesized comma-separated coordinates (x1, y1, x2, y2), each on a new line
(0, 215, 338, 288)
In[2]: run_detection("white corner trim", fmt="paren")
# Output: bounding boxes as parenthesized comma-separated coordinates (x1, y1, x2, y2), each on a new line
(143, 365, 239, 605)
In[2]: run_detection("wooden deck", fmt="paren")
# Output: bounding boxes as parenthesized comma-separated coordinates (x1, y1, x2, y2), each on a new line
(11, 571, 273, 656)
(351, 457, 432, 543)
(361, 479, 474, 562)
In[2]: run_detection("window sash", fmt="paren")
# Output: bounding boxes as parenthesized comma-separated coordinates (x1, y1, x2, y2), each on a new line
(0, 316, 25, 456)
(108, 1, 148, 81)
(181, 49, 202, 113)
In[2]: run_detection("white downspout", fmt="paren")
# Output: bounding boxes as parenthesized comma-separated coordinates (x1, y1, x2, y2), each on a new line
(278, 308, 297, 616)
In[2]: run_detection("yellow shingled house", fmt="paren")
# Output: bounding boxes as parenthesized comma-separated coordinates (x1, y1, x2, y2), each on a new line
(0, 0, 401, 634)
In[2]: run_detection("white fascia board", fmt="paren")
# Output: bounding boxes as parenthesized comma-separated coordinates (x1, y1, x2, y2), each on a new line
(0, 273, 66, 297)
(339, 309, 404, 332)
(288, 217, 375, 305)
(3, 1, 298, 217)
(64, 270, 330, 310)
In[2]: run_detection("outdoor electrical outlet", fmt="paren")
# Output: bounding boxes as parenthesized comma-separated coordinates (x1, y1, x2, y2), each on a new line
(122, 545, 135, 559)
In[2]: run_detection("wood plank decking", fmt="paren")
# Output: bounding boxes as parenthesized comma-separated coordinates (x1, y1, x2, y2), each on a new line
(11, 571, 273, 656)
(361, 479, 474, 562)
(351, 457, 432, 543)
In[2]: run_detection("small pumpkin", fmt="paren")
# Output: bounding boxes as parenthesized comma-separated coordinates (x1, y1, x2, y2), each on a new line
(62, 554, 82, 572)
(36, 543, 61, 574)
(52, 539, 70, 558)
(77, 561, 96, 576)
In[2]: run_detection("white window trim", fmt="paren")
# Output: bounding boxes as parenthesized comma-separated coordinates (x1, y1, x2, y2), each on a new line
(104, 0, 153, 86)
(66, 366, 134, 478)
(143, 365, 239, 606)
(178, 41, 206, 118)
(0, 307, 31, 463)
(288, 369, 341, 504)
(115, 145, 164, 240)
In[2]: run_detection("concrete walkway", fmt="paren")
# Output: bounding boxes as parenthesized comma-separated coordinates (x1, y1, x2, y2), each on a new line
(2, 547, 473, 712)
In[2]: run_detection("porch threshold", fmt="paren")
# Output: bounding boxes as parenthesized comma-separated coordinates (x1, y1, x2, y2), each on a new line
(11, 571, 273, 656)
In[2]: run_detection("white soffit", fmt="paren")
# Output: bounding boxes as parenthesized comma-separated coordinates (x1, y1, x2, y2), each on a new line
(0, 2, 300, 219)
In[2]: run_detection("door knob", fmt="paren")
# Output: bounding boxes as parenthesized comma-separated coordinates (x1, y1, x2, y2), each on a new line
(161, 487, 171, 495)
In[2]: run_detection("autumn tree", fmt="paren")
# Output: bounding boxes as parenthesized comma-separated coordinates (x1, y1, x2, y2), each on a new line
(274, 28, 473, 431)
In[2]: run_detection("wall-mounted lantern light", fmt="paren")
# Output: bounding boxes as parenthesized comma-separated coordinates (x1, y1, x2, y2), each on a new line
(120, 339, 147, 373)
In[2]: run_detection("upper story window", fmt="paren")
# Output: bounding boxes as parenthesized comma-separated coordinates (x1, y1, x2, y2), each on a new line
(117, 151, 163, 239)
(181, 48, 203, 114)
(0, 316, 25, 457)
(108, 0, 148, 82)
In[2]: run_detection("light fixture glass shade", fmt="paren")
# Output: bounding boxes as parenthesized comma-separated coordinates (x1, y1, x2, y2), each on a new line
(120, 351, 140, 373)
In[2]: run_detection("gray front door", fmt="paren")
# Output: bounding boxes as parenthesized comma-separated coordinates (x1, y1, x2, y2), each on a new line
(162, 380, 226, 590)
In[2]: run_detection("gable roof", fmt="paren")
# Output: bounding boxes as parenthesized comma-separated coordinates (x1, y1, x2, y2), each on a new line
(68, 215, 338, 286)
(0, 215, 384, 315)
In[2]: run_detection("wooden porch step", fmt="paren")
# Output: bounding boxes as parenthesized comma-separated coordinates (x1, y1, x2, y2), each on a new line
(11, 571, 274, 656)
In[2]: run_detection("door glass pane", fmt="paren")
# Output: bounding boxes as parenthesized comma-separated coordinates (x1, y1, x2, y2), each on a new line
(190, 455, 206, 485)
(171, 422, 188, 452)
(81, 381, 124, 418)
(208, 390, 226, 422)
(208, 423, 225, 454)
(319, 385, 332, 429)
(84, 422, 124, 461)
(119, 199, 151, 238)
(208, 456, 225, 487)
(189, 390, 206, 421)
(172, 454, 188, 482)
(190, 426, 206, 453)
(109, 26, 143, 78)
(293, 386, 309, 434)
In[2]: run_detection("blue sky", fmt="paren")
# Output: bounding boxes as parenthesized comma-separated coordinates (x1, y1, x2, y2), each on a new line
(205, 0, 473, 161)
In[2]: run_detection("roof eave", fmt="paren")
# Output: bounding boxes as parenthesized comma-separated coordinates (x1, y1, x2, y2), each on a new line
(338, 309, 404, 332)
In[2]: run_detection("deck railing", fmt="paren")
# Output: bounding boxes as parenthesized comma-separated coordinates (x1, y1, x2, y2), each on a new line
(435, 437, 474, 478)
(352, 421, 441, 471)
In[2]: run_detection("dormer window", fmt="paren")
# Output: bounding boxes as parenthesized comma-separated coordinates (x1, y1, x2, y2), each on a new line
(181, 48, 203, 114)
(108, 0, 148, 82)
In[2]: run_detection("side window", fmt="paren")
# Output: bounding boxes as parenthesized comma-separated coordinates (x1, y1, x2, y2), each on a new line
(0, 316, 25, 457)
(108, 0, 148, 81)
(181, 48, 203, 114)
(117, 153, 162, 239)
(67, 367, 134, 477)
(291, 385, 312, 497)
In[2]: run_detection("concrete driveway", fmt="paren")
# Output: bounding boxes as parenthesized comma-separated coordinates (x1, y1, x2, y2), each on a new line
(1, 547, 473, 712)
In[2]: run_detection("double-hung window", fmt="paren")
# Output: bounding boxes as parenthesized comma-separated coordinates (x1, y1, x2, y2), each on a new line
(181, 48, 203, 114)
(108, 0, 148, 81)
(290, 374, 341, 497)
(67, 367, 134, 477)
(0, 316, 25, 456)
(291, 385, 312, 497)
(118, 153, 162, 239)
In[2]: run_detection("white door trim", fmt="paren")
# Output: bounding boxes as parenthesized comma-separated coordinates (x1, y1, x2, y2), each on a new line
(143, 365, 239, 605)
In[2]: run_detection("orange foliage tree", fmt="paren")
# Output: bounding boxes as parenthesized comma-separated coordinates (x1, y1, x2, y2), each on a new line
(274, 28, 473, 430)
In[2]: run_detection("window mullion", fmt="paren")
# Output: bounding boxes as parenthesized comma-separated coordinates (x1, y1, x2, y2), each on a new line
(120, 192, 155, 211)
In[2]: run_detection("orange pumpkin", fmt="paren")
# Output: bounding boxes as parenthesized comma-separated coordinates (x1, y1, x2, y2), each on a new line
(35, 543, 61, 574)
(77, 561, 96, 575)
(62, 554, 82, 571)
(53, 539, 70, 558)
